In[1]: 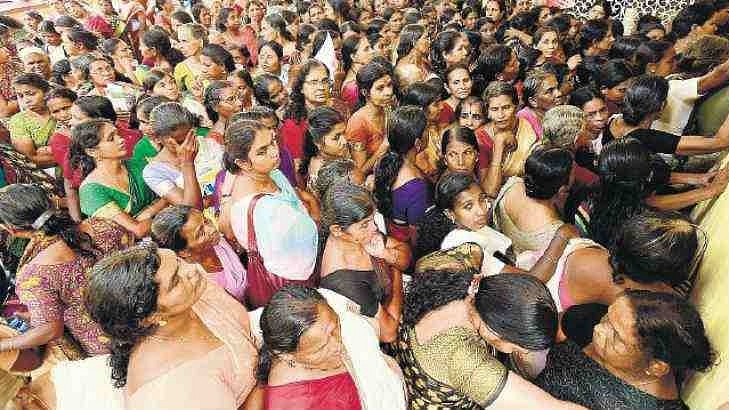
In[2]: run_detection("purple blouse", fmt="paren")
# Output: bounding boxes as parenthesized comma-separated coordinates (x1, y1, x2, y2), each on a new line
(391, 178, 433, 225)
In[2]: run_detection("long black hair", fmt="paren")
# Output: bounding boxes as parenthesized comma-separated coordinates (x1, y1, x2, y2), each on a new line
(355, 59, 393, 110)
(141, 28, 185, 67)
(85, 244, 161, 388)
(299, 106, 345, 177)
(373, 106, 427, 219)
(0, 184, 91, 255)
(68, 119, 115, 178)
(523, 147, 573, 200)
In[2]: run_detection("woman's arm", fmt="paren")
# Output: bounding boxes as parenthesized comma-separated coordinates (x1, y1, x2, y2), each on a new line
(698, 57, 729, 95)
(0, 97, 18, 118)
(482, 138, 506, 198)
(64, 180, 82, 223)
(296, 187, 321, 223)
(381, 236, 412, 272)
(136, 198, 169, 221)
(0, 321, 64, 352)
(675, 110, 729, 155)
(489, 371, 587, 410)
(521, 224, 581, 283)
(12, 138, 56, 168)
(158, 135, 203, 208)
(646, 166, 729, 210)
(112, 212, 153, 238)
(377, 266, 403, 343)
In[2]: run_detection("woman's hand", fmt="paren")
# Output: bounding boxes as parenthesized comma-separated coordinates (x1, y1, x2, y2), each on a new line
(567, 55, 582, 71)
(709, 166, 729, 196)
(177, 132, 199, 165)
(364, 233, 388, 259)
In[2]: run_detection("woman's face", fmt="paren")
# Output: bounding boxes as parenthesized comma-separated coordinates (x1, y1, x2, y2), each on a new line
(653, 46, 676, 77)
(594, 29, 615, 55)
(342, 212, 379, 245)
(353, 38, 376, 65)
(538, 7, 552, 24)
(137, 110, 154, 137)
(317, 122, 348, 158)
(450, 184, 491, 231)
(458, 101, 484, 130)
(200, 54, 226, 80)
(603, 79, 631, 107)
(180, 210, 220, 252)
(154, 249, 208, 318)
(216, 86, 244, 119)
(536, 31, 560, 59)
(153, 75, 181, 101)
(259, 18, 276, 42)
(198, 8, 212, 26)
(267, 79, 289, 108)
(139, 41, 156, 61)
(534, 74, 562, 112)
(47, 97, 73, 127)
(302, 66, 331, 106)
(591, 296, 646, 372)
(93, 123, 128, 160)
(447, 68, 472, 101)
(388, 12, 404, 33)
(501, 52, 520, 82)
(232, 76, 253, 107)
(463, 12, 478, 30)
(444, 35, 470, 67)
(15, 84, 45, 113)
(226, 10, 241, 31)
(293, 303, 344, 370)
(177, 30, 203, 57)
(65, 2, 86, 19)
(23, 15, 40, 32)
(582, 97, 608, 136)
(259, 46, 281, 75)
(245, 127, 280, 174)
(89, 59, 115, 88)
(367, 75, 394, 108)
(484, 0, 502, 22)
(445, 137, 478, 174)
(487, 94, 517, 132)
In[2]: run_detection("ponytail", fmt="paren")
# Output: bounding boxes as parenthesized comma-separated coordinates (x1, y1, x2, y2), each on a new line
(373, 150, 404, 219)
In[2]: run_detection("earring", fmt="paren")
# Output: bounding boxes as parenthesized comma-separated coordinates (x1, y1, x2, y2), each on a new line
(287, 359, 295, 368)
(158, 319, 168, 327)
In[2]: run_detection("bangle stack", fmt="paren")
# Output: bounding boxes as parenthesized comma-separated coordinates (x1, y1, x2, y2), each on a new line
(0, 338, 16, 352)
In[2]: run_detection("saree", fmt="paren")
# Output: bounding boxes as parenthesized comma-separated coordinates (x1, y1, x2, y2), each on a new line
(79, 159, 157, 218)
(475, 118, 538, 178)
(8, 111, 57, 150)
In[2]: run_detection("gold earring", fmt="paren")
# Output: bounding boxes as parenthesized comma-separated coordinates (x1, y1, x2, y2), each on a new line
(158, 319, 168, 327)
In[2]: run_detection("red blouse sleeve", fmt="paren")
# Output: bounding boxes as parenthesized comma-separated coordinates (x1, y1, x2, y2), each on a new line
(280, 119, 308, 160)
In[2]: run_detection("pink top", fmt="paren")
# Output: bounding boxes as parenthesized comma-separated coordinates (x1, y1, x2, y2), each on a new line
(516, 107, 543, 141)
(211, 238, 247, 304)
(341, 81, 360, 112)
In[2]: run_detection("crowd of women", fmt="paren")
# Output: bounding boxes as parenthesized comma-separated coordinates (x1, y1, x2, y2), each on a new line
(0, 0, 727, 408)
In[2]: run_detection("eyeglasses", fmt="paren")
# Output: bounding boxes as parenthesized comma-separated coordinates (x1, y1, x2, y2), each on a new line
(460, 112, 483, 120)
(305, 77, 332, 88)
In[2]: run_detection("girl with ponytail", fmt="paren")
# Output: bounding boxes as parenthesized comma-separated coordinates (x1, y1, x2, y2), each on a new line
(373, 105, 433, 243)
(0, 184, 108, 357)
(299, 106, 348, 193)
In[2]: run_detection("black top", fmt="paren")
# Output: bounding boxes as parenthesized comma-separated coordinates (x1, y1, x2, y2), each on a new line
(603, 117, 682, 154)
(319, 269, 384, 317)
(536, 341, 689, 410)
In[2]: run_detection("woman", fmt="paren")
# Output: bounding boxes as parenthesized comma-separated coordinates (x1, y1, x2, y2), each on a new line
(400, 82, 446, 179)
(392, 269, 585, 409)
(578, 19, 615, 59)
(281, 60, 346, 171)
(143, 102, 223, 211)
(70, 119, 166, 238)
(259, 13, 297, 60)
(543, 210, 702, 316)
(221, 120, 318, 308)
(345, 60, 395, 174)
(252, 74, 289, 119)
(457, 96, 486, 131)
(492, 147, 571, 267)
(517, 70, 563, 140)
(605, 74, 729, 156)
(442, 126, 486, 181)
(257, 41, 290, 87)
(374, 106, 433, 243)
(204, 81, 244, 145)
(85, 243, 258, 409)
(300, 106, 349, 193)
(200, 44, 237, 83)
(214, 8, 250, 54)
(151, 205, 246, 304)
(430, 31, 470, 77)
(8, 73, 56, 169)
(319, 182, 408, 342)
(595, 59, 635, 116)
(142, 70, 182, 102)
(341, 34, 377, 111)
(138, 29, 185, 79)
(568, 87, 608, 174)
(536, 291, 713, 409)
(174, 23, 207, 92)
(0, 184, 114, 357)
(478, 81, 538, 197)
(99, 38, 140, 86)
(471, 45, 521, 97)
(443, 64, 473, 126)
(532, 27, 562, 67)
(394, 25, 432, 89)
(258, 285, 407, 410)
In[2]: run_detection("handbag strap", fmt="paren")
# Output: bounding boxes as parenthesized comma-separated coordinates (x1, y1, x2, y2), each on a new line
(247, 193, 269, 256)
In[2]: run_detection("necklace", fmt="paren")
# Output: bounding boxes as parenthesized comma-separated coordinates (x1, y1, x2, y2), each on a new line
(144, 331, 219, 345)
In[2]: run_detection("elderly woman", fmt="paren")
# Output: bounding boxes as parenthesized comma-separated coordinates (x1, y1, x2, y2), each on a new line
(86, 243, 258, 409)
(257, 285, 406, 410)
(517, 70, 564, 140)
(536, 291, 713, 409)
(174, 24, 207, 92)
(392, 269, 585, 409)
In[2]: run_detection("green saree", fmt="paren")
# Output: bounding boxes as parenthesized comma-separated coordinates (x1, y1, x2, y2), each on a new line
(79, 159, 156, 218)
